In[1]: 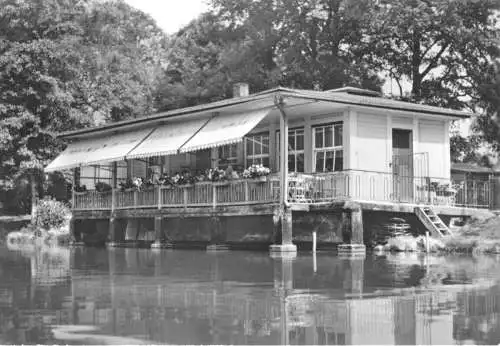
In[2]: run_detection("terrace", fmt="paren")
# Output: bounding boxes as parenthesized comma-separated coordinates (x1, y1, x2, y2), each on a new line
(72, 169, 493, 212)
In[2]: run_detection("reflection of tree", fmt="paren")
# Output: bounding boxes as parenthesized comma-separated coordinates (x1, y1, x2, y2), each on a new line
(454, 286, 500, 345)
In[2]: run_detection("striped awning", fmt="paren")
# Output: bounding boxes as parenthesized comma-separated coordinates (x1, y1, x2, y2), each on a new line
(179, 108, 271, 153)
(45, 107, 272, 171)
(125, 118, 210, 159)
(44, 128, 153, 172)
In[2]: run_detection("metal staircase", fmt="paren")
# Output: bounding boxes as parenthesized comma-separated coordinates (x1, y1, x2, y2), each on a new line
(415, 206, 453, 238)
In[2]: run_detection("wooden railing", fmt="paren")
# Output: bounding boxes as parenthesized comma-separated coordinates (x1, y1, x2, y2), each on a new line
(73, 179, 280, 211)
(73, 191, 112, 210)
(72, 171, 492, 211)
(288, 170, 492, 208)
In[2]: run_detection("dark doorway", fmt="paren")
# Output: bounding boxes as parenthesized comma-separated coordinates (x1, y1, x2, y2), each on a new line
(392, 129, 413, 202)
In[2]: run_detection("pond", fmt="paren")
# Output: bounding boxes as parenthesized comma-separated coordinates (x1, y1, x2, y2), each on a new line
(1, 245, 500, 345)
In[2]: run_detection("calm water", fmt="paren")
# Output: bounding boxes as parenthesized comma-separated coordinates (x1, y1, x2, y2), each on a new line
(1, 245, 500, 345)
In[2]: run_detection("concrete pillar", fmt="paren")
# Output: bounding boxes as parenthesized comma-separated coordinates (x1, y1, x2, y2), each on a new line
(125, 219, 139, 241)
(338, 203, 366, 255)
(270, 208, 297, 254)
(151, 216, 173, 249)
(106, 217, 118, 247)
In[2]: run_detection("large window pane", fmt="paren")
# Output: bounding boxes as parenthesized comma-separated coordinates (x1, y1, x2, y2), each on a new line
(246, 138, 253, 156)
(334, 124, 343, 146)
(288, 133, 295, 151)
(296, 132, 304, 150)
(315, 128, 323, 148)
(288, 154, 295, 172)
(262, 135, 269, 154)
(255, 137, 262, 155)
(296, 153, 305, 172)
(262, 157, 270, 167)
(325, 151, 335, 172)
(334, 150, 343, 171)
(325, 126, 333, 148)
(315, 152, 325, 172)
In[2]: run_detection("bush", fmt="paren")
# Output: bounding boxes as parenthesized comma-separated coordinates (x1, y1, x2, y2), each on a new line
(384, 235, 419, 252)
(95, 181, 112, 192)
(442, 215, 500, 253)
(33, 197, 70, 230)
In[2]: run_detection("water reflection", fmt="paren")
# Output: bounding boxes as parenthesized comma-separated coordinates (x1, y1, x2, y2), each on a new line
(2, 246, 500, 345)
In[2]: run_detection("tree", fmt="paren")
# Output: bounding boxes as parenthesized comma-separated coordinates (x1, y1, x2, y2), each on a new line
(154, 12, 282, 111)
(474, 61, 500, 153)
(210, 0, 383, 91)
(0, 0, 168, 212)
(363, 0, 500, 109)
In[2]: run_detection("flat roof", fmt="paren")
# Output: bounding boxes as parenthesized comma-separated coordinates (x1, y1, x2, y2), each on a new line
(59, 87, 474, 139)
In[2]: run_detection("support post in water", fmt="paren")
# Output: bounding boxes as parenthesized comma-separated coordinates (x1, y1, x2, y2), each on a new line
(107, 162, 118, 248)
(425, 231, 430, 253)
(270, 94, 297, 255)
(338, 203, 366, 255)
(312, 231, 317, 253)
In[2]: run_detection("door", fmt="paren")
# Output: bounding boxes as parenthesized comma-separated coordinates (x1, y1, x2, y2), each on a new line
(392, 129, 413, 202)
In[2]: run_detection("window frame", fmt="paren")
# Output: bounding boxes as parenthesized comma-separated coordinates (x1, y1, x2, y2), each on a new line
(276, 127, 305, 173)
(218, 143, 239, 168)
(244, 132, 270, 167)
(312, 122, 344, 173)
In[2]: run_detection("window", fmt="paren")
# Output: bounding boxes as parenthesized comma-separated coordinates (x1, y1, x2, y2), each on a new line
(218, 143, 239, 168)
(245, 133, 270, 168)
(313, 123, 343, 172)
(276, 128, 305, 172)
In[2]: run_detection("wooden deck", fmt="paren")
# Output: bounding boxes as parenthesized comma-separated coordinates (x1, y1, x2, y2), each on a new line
(72, 171, 493, 218)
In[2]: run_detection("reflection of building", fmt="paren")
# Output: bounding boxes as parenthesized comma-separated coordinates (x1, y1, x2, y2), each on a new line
(5, 247, 500, 345)
(0, 250, 72, 344)
(453, 285, 500, 345)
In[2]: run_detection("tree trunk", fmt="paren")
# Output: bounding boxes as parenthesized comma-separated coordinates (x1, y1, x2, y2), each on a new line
(411, 31, 422, 99)
(30, 172, 38, 218)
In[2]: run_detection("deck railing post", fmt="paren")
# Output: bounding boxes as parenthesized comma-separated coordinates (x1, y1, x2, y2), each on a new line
(212, 184, 217, 209)
(244, 180, 249, 202)
(134, 190, 138, 209)
(71, 168, 77, 210)
(157, 186, 162, 209)
(110, 162, 117, 212)
(183, 188, 188, 206)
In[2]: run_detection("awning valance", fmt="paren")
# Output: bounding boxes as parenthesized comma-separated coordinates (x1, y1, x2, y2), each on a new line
(179, 108, 271, 153)
(44, 128, 153, 172)
(126, 118, 209, 159)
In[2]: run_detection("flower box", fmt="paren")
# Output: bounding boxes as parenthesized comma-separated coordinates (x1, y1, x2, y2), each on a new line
(214, 181, 230, 186)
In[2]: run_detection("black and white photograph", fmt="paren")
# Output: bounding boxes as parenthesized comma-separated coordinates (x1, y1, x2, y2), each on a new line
(0, 0, 499, 344)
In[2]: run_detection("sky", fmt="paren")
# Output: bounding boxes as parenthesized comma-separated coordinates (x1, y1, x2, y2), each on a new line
(124, 0, 209, 34)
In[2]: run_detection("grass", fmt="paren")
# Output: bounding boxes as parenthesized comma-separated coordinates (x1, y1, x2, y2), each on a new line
(442, 215, 500, 254)
(378, 214, 500, 253)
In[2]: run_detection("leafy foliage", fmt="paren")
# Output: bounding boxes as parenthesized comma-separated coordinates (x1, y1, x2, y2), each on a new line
(362, 0, 500, 108)
(33, 197, 70, 230)
(0, 0, 168, 211)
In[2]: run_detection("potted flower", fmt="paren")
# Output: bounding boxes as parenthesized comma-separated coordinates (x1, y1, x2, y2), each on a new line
(209, 168, 229, 185)
(74, 184, 87, 194)
(245, 164, 271, 182)
(95, 181, 112, 193)
(119, 178, 138, 192)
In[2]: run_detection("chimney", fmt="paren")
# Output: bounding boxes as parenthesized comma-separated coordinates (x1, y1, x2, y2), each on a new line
(232, 82, 249, 98)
